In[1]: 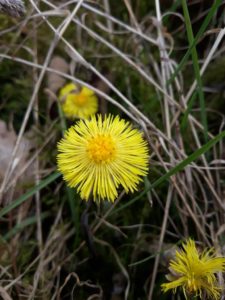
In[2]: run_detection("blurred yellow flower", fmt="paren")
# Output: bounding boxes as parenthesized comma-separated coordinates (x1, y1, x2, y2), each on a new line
(57, 115, 149, 202)
(59, 83, 98, 119)
(161, 239, 225, 300)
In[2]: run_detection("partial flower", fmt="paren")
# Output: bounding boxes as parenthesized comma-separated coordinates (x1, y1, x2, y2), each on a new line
(59, 83, 98, 119)
(161, 239, 225, 300)
(57, 114, 149, 202)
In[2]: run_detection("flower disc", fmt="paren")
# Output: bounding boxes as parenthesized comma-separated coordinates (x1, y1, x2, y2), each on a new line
(57, 115, 149, 202)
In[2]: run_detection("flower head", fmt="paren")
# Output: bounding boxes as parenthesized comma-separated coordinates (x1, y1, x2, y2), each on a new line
(59, 83, 98, 119)
(161, 239, 225, 300)
(57, 114, 149, 202)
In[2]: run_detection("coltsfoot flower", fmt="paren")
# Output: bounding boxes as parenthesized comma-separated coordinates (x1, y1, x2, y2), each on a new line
(161, 239, 225, 300)
(57, 115, 149, 201)
(59, 83, 98, 119)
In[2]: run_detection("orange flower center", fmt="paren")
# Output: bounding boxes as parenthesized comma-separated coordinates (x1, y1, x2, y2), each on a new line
(73, 93, 88, 107)
(87, 135, 116, 163)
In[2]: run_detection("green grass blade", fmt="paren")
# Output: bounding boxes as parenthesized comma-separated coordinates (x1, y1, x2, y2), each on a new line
(129, 254, 155, 267)
(57, 102, 78, 233)
(181, 90, 198, 131)
(167, 0, 222, 86)
(181, 0, 208, 142)
(3, 212, 50, 240)
(57, 100, 67, 133)
(0, 172, 61, 219)
(163, 0, 181, 25)
(112, 129, 225, 215)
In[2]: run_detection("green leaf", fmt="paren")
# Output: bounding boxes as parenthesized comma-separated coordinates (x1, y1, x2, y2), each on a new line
(181, 0, 207, 141)
(3, 212, 50, 240)
(167, 0, 223, 86)
(0, 172, 61, 219)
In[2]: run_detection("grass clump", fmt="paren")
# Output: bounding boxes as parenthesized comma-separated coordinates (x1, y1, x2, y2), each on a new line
(0, 1, 225, 299)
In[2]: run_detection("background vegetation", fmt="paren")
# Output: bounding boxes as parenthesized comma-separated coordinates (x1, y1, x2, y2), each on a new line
(0, 0, 225, 299)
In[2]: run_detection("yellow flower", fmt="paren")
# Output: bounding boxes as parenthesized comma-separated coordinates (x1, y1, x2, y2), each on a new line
(57, 115, 149, 202)
(161, 239, 225, 300)
(59, 83, 98, 119)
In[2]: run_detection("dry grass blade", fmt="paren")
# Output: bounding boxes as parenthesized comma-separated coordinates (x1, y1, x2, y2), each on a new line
(0, 287, 12, 300)
(0, 0, 225, 299)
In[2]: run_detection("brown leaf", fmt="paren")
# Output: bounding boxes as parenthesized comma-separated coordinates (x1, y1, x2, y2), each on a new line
(47, 56, 69, 95)
(0, 120, 34, 204)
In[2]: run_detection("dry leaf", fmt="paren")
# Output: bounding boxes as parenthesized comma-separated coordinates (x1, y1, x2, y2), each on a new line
(94, 72, 114, 114)
(0, 120, 34, 204)
(47, 56, 69, 94)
